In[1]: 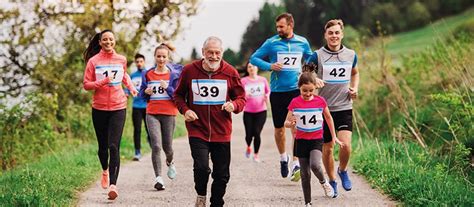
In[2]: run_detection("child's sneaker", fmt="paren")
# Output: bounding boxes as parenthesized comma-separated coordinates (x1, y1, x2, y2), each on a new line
(329, 180, 339, 198)
(167, 161, 177, 180)
(321, 182, 335, 198)
(245, 146, 251, 158)
(101, 170, 108, 189)
(290, 165, 301, 182)
(154, 176, 165, 191)
(108, 185, 118, 200)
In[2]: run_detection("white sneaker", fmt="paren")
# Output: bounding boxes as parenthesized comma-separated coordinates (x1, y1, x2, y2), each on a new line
(167, 162, 177, 180)
(154, 176, 165, 190)
(321, 181, 334, 198)
(305, 203, 312, 207)
(195, 195, 206, 207)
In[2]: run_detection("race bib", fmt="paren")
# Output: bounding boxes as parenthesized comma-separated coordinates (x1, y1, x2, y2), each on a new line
(293, 108, 323, 132)
(192, 79, 227, 105)
(148, 81, 170, 100)
(322, 62, 352, 84)
(95, 64, 124, 86)
(131, 77, 142, 90)
(245, 83, 265, 97)
(277, 52, 302, 71)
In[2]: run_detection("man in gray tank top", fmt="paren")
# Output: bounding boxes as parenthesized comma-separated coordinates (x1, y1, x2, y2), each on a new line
(306, 19, 359, 198)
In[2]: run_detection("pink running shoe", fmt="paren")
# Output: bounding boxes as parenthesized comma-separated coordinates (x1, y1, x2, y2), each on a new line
(101, 170, 109, 189)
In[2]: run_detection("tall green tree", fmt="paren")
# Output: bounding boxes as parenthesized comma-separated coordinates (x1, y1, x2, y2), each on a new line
(239, 2, 285, 64)
(0, 1, 199, 107)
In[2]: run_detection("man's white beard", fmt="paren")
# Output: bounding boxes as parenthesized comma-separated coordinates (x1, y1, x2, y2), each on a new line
(204, 58, 220, 70)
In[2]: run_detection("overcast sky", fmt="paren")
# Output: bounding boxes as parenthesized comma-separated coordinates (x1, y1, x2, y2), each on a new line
(171, 0, 280, 61)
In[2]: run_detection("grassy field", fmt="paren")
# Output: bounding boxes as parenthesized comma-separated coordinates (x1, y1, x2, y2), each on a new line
(352, 6, 474, 206)
(0, 104, 187, 206)
(385, 7, 474, 56)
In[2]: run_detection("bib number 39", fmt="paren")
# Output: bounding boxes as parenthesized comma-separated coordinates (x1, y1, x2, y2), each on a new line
(192, 79, 227, 105)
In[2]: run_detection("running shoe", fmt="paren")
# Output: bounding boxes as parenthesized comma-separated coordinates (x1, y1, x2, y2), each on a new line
(338, 168, 352, 191)
(305, 203, 312, 207)
(280, 155, 289, 178)
(108, 185, 118, 200)
(195, 195, 206, 207)
(133, 150, 141, 161)
(290, 165, 301, 182)
(329, 180, 339, 198)
(154, 176, 165, 191)
(167, 162, 177, 180)
(321, 182, 335, 198)
(101, 170, 109, 189)
(245, 146, 251, 158)
(253, 154, 261, 163)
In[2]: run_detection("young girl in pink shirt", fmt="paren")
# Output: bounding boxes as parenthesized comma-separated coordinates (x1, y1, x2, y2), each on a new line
(284, 64, 343, 206)
(241, 63, 270, 162)
(83, 29, 137, 200)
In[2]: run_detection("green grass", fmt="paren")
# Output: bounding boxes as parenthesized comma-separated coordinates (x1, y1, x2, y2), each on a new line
(352, 136, 474, 206)
(0, 105, 186, 206)
(385, 7, 474, 56)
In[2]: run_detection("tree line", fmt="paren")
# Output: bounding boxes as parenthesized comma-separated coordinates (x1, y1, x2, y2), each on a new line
(223, 0, 474, 70)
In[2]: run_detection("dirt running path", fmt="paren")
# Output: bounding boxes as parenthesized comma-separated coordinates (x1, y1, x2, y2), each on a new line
(78, 114, 395, 206)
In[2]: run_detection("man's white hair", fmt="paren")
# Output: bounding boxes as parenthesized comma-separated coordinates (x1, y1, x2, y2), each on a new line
(203, 36, 223, 50)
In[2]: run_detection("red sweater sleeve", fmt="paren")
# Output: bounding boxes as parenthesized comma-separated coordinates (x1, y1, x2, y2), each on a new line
(83, 60, 109, 90)
(173, 66, 191, 114)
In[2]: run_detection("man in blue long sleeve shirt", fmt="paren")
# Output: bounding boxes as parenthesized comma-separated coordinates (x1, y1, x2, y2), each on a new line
(129, 53, 151, 161)
(250, 13, 324, 182)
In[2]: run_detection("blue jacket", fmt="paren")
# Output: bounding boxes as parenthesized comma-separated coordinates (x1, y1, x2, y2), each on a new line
(126, 68, 147, 109)
(250, 34, 312, 92)
(139, 63, 183, 101)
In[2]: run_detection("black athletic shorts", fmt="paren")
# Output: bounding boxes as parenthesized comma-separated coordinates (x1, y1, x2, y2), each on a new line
(323, 109, 353, 143)
(269, 90, 300, 128)
(295, 139, 323, 158)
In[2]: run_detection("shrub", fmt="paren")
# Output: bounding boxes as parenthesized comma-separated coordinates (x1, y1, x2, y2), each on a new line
(405, 1, 431, 29)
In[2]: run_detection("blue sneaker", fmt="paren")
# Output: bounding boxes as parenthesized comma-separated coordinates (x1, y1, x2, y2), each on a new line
(280, 156, 289, 178)
(329, 180, 339, 198)
(338, 168, 352, 191)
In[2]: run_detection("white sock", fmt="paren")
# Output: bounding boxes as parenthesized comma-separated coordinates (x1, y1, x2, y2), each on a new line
(292, 160, 300, 169)
(280, 153, 288, 161)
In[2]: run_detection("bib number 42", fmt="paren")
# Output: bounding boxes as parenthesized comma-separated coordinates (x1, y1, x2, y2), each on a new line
(329, 68, 346, 77)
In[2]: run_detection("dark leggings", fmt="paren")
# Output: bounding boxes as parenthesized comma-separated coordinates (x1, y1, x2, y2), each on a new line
(243, 111, 267, 154)
(92, 108, 126, 185)
(132, 108, 150, 150)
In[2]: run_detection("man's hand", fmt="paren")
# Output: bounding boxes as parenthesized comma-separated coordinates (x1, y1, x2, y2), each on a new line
(221, 101, 235, 112)
(349, 87, 358, 99)
(271, 62, 283, 71)
(184, 110, 199, 122)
